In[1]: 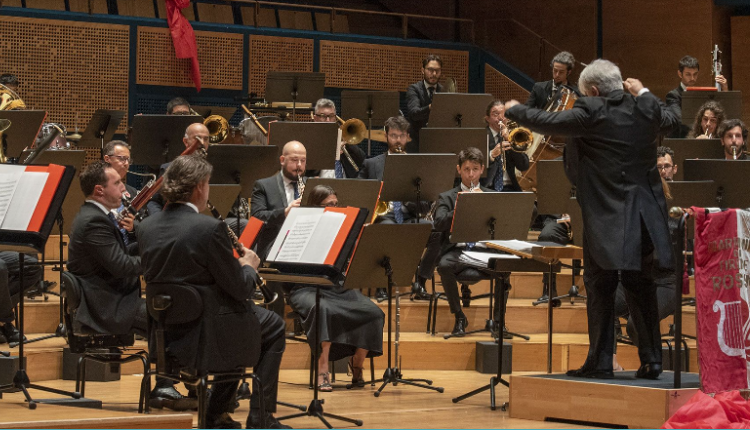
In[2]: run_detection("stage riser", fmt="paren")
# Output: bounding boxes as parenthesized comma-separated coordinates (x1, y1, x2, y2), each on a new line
(509, 374, 699, 428)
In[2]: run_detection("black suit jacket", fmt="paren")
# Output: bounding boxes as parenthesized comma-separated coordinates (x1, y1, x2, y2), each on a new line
(137, 203, 261, 372)
(481, 127, 530, 191)
(404, 81, 443, 153)
(507, 90, 680, 271)
(357, 153, 386, 181)
(250, 172, 308, 259)
(525, 80, 581, 110)
(67, 202, 142, 334)
(342, 144, 366, 178)
(433, 185, 494, 254)
(665, 85, 688, 138)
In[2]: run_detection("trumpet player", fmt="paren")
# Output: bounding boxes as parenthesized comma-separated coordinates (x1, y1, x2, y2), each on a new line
(718, 119, 748, 160)
(311, 98, 365, 179)
(482, 100, 529, 192)
(689, 101, 725, 139)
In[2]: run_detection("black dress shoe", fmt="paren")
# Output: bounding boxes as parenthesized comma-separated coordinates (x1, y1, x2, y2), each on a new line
(566, 367, 614, 379)
(461, 285, 472, 307)
(410, 281, 430, 301)
(375, 288, 388, 303)
(247, 413, 292, 429)
(451, 316, 468, 337)
(149, 386, 199, 411)
(206, 412, 242, 429)
(0, 323, 24, 344)
(635, 363, 662, 380)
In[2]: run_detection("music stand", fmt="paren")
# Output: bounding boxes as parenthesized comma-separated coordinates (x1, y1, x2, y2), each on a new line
(268, 122, 338, 171)
(662, 138, 724, 181)
(681, 91, 742, 126)
(341, 90, 400, 156)
(683, 160, 750, 208)
(129, 114, 203, 167)
(428, 93, 493, 128)
(300, 178, 381, 212)
(76, 109, 125, 149)
(343, 223, 444, 397)
(0, 164, 94, 408)
(201, 184, 242, 219)
(265, 71, 325, 118)
(0, 110, 47, 159)
(207, 145, 279, 198)
(445, 191, 535, 340)
(380, 154, 457, 220)
(420, 128, 489, 177)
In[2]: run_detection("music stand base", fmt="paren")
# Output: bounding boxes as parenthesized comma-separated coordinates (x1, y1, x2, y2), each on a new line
(277, 399, 362, 429)
(1, 370, 83, 409)
(451, 376, 509, 411)
(373, 367, 443, 398)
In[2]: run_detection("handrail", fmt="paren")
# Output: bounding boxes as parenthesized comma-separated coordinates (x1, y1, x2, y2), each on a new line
(223, 0, 474, 42)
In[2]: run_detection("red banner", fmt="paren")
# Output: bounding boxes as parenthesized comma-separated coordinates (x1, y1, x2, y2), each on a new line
(165, 0, 201, 91)
(694, 208, 750, 393)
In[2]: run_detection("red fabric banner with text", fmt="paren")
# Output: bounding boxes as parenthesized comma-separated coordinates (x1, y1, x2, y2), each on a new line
(694, 208, 750, 394)
(165, 0, 201, 91)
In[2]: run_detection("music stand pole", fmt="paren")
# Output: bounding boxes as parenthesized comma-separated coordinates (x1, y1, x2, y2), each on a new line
(276, 284, 363, 429)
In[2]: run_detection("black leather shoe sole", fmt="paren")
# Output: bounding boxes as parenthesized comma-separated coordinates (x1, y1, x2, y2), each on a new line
(635, 363, 662, 379)
(148, 396, 199, 411)
(566, 368, 614, 379)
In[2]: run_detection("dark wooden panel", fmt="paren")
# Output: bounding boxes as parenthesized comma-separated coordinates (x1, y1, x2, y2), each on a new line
(731, 16, 750, 126)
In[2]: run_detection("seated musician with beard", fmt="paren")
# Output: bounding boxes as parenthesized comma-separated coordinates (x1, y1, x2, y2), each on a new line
(286, 184, 385, 392)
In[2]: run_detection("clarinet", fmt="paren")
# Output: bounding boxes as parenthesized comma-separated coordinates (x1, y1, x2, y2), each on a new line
(206, 201, 278, 306)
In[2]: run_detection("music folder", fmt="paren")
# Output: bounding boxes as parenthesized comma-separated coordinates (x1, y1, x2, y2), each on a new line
(259, 206, 368, 286)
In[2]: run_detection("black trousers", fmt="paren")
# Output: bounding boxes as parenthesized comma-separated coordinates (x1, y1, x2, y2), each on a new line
(0, 252, 43, 323)
(206, 305, 286, 419)
(582, 227, 662, 371)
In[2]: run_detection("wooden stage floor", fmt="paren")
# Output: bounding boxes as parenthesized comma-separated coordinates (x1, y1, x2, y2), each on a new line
(0, 370, 599, 429)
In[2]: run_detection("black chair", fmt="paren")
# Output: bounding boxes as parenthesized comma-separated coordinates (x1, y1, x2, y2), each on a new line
(141, 283, 266, 429)
(60, 271, 149, 408)
(428, 269, 492, 336)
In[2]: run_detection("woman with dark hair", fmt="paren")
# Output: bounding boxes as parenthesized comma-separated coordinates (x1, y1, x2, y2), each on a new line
(288, 184, 384, 391)
(688, 100, 726, 139)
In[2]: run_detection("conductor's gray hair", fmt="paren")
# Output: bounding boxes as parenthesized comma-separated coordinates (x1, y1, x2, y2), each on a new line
(578, 59, 623, 96)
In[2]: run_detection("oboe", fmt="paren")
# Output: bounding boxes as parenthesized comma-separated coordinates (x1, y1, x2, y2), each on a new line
(206, 201, 278, 305)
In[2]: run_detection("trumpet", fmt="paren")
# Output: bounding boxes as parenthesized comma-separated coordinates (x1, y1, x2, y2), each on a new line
(206, 201, 278, 306)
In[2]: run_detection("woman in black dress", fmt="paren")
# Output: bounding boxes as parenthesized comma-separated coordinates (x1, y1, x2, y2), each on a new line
(288, 185, 385, 391)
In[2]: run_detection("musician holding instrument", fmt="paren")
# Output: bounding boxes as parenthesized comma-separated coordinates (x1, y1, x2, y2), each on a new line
(482, 100, 529, 192)
(404, 54, 443, 153)
(311, 98, 365, 179)
(358, 116, 439, 302)
(688, 101, 725, 139)
(506, 60, 681, 380)
(166, 97, 193, 115)
(137, 155, 289, 430)
(525, 51, 580, 109)
(717, 119, 748, 160)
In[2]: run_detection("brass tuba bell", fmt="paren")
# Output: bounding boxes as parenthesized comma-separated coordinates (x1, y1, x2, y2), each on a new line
(204, 115, 228, 144)
(0, 83, 25, 111)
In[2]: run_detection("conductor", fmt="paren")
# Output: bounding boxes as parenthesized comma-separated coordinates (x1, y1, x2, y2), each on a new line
(506, 59, 681, 380)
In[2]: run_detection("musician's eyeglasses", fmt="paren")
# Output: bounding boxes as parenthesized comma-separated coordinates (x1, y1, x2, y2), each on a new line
(314, 114, 336, 121)
(387, 133, 408, 140)
(425, 67, 441, 74)
(109, 155, 132, 164)
(321, 202, 339, 207)
(657, 164, 673, 171)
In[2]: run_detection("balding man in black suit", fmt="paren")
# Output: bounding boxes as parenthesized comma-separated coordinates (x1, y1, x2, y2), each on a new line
(507, 59, 681, 380)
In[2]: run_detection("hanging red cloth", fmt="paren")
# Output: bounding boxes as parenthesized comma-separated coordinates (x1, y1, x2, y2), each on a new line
(662, 391, 750, 429)
(165, 0, 201, 91)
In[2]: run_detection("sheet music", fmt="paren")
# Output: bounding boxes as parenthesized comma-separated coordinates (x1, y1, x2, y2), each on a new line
(459, 250, 520, 269)
(481, 239, 538, 255)
(0, 168, 23, 227)
(269, 208, 347, 264)
(300, 211, 345, 263)
(275, 214, 320, 262)
(3, 171, 48, 230)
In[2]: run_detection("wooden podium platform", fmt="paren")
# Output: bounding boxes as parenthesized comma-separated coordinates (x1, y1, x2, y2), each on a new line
(509, 371, 700, 429)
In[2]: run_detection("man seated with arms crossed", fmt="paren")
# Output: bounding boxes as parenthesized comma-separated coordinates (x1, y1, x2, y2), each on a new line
(311, 98, 366, 179)
(137, 155, 289, 429)
(67, 161, 196, 411)
(358, 116, 439, 302)
(718, 119, 748, 160)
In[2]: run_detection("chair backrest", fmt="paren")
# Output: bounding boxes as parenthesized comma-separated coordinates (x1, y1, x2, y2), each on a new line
(146, 283, 203, 325)
(60, 271, 83, 313)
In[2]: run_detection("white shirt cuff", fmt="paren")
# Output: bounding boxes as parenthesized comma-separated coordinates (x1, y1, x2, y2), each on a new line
(637, 88, 650, 96)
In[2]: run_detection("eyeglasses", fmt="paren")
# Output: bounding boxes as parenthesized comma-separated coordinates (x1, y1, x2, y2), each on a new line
(320, 202, 339, 208)
(656, 164, 673, 171)
(109, 155, 132, 164)
(425, 67, 441, 74)
(387, 133, 408, 140)
(314, 114, 336, 121)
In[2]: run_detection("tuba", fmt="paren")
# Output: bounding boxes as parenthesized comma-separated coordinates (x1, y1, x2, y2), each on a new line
(0, 84, 25, 111)
(204, 115, 228, 144)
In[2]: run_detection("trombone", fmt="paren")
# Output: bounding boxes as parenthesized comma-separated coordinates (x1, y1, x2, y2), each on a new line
(336, 115, 366, 172)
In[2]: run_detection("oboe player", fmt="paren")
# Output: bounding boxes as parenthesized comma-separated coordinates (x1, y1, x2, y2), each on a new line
(137, 155, 290, 429)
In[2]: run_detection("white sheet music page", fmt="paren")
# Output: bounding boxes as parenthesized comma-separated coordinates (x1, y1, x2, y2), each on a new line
(0, 165, 26, 229)
(3, 171, 48, 230)
(268, 207, 346, 264)
(300, 211, 345, 263)
(275, 213, 320, 262)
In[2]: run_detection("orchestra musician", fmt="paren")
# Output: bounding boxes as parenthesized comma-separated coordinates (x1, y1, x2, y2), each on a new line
(166, 97, 193, 115)
(0, 74, 20, 94)
(137, 155, 289, 429)
(506, 59, 681, 380)
(482, 100, 530, 192)
(250, 140, 308, 317)
(102, 140, 137, 242)
(358, 116, 439, 302)
(718, 118, 748, 160)
(287, 184, 385, 391)
(688, 101, 725, 139)
(525, 51, 580, 109)
(656, 146, 678, 181)
(404, 54, 443, 153)
(311, 98, 365, 179)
